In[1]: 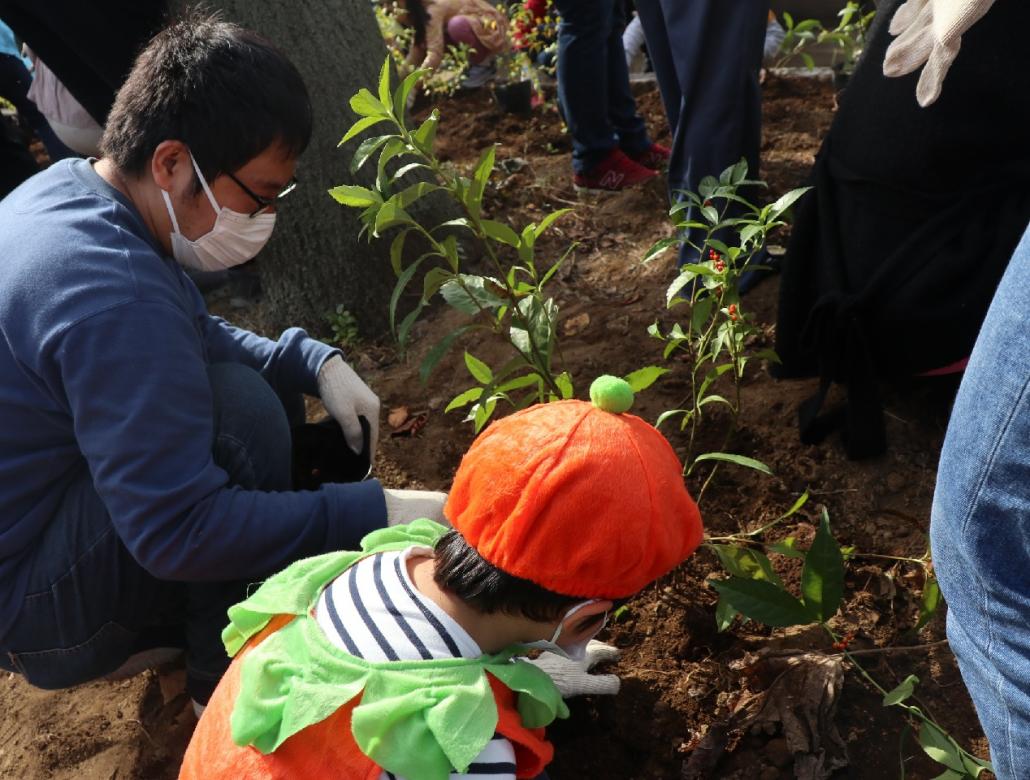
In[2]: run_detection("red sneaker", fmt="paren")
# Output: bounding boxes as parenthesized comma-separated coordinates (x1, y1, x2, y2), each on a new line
(574, 148, 659, 192)
(629, 142, 671, 171)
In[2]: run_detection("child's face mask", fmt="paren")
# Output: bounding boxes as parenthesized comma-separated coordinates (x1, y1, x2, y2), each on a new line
(523, 599, 608, 661)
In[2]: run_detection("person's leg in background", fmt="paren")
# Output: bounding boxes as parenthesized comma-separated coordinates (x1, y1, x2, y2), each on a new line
(634, 0, 767, 265)
(0, 363, 295, 704)
(603, 2, 656, 164)
(552, 0, 655, 189)
(929, 226, 1030, 780)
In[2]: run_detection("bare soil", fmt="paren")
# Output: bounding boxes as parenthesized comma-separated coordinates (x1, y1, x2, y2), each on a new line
(0, 75, 989, 779)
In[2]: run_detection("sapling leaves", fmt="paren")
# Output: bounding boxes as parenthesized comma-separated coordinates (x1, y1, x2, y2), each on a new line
(623, 366, 669, 393)
(883, 675, 919, 707)
(710, 577, 813, 628)
(419, 325, 474, 383)
(915, 574, 942, 631)
(800, 509, 845, 623)
(464, 351, 493, 384)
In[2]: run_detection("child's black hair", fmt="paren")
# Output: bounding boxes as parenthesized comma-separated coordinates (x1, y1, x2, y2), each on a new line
(433, 529, 582, 622)
(398, 0, 430, 47)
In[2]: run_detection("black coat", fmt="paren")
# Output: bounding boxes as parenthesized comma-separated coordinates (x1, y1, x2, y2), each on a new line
(774, 0, 1030, 458)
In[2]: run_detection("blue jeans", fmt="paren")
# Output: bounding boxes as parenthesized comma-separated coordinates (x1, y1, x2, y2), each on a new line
(634, 0, 766, 264)
(0, 363, 301, 703)
(552, 0, 650, 174)
(930, 223, 1030, 780)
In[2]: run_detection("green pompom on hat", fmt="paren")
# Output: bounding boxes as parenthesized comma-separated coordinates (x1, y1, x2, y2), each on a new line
(589, 375, 634, 414)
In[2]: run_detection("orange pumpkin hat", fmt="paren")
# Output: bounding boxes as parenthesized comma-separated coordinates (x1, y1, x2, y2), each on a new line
(444, 376, 703, 599)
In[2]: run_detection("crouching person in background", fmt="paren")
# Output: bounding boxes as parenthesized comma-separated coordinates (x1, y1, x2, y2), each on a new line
(180, 376, 704, 779)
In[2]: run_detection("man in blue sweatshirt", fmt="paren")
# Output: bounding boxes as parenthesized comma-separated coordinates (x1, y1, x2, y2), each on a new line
(0, 13, 445, 707)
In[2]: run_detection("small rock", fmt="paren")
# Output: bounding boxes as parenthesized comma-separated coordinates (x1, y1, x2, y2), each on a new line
(886, 472, 906, 492)
(427, 396, 444, 411)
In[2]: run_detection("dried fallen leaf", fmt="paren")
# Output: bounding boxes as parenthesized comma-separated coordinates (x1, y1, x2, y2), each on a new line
(562, 312, 591, 337)
(390, 411, 429, 438)
(684, 652, 848, 780)
(387, 406, 410, 429)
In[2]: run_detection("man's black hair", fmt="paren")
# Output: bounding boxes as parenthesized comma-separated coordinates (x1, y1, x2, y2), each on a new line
(433, 529, 583, 623)
(100, 9, 313, 185)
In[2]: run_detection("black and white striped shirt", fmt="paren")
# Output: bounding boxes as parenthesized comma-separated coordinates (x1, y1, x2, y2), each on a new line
(314, 546, 518, 780)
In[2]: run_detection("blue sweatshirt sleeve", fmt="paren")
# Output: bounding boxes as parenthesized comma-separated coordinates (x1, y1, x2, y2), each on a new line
(54, 300, 386, 581)
(180, 272, 339, 397)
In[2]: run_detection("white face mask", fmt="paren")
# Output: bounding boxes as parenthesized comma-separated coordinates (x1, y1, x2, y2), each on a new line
(522, 600, 608, 662)
(161, 151, 276, 272)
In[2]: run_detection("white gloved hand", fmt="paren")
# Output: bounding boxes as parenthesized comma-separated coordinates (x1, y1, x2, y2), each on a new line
(317, 355, 381, 464)
(383, 488, 449, 527)
(882, 0, 996, 106)
(525, 640, 622, 697)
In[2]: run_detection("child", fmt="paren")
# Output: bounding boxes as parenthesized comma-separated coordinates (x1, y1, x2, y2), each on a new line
(393, 0, 510, 72)
(180, 376, 703, 779)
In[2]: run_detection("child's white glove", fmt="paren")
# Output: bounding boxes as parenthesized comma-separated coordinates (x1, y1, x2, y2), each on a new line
(882, 0, 996, 106)
(383, 488, 449, 526)
(525, 640, 621, 697)
(317, 355, 381, 463)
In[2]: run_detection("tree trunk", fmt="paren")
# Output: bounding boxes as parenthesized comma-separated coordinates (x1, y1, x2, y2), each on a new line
(173, 0, 448, 339)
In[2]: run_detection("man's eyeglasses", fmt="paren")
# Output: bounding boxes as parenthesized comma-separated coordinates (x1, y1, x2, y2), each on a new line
(227, 172, 299, 218)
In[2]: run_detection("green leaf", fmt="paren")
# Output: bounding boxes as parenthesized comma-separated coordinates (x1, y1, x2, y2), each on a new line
(350, 134, 394, 174)
(918, 721, 965, 773)
(389, 230, 409, 276)
(391, 181, 441, 209)
(533, 208, 572, 239)
(693, 452, 773, 475)
(883, 674, 919, 707)
(915, 574, 942, 631)
(472, 398, 498, 432)
(710, 577, 813, 628)
(419, 326, 473, 384)
(779, 490, 810, 520)
(328, 184, 381, 208)
(481, 219, 521, 247)
(701, 205, 719, 224)
(412, 110, 440, 154)
(422, 266, 452, 301)
(439, 275, 506, 315)
(373, 200, 414, 236)
(394, 68, 425, 118)
(767, 538, 806, 560)
(655, 409, 689, 430)
(340, 115, 389, 146)
(377, 57, 392, 108)
(715, 599, 738, 632)
(800, 508, 845, 623)
(445, 386, 483, 413)
(768, 187, 811, 220)
(623, 366, 669, 393)
(349, 88, 389, 118)
(710, 545, 784, 588)
(464, 351, 493, 384)
(555, 372, 574, 400)
(468, 145, 496, 219)
(388, 256, 425, 336)
(690, 297, 715, 334)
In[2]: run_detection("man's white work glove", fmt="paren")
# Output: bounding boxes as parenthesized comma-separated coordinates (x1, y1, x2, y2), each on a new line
(383, 488, 449, 527)
(882, 0, 996, 106)
(317, 355, 380, 464)
(525, 640, 621, 697)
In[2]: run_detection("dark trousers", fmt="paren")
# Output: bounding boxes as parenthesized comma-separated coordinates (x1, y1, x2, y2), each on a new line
(0, 52, 76, 162)
(0, 363, 301, 703)
(552, 0, 651, 174)
(634, 0, 767, 263)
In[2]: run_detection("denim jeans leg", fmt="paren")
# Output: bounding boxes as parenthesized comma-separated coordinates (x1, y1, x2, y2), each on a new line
(605, 7, 650, 157)
(553, 0, 618, 174)
(1, 361, 296, 704)
(929, 224, 1030, 780)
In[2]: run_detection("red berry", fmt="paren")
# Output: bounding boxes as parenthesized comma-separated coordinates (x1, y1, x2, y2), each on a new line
(728, 304, 738, 320)
(715, 260, 726, 272)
